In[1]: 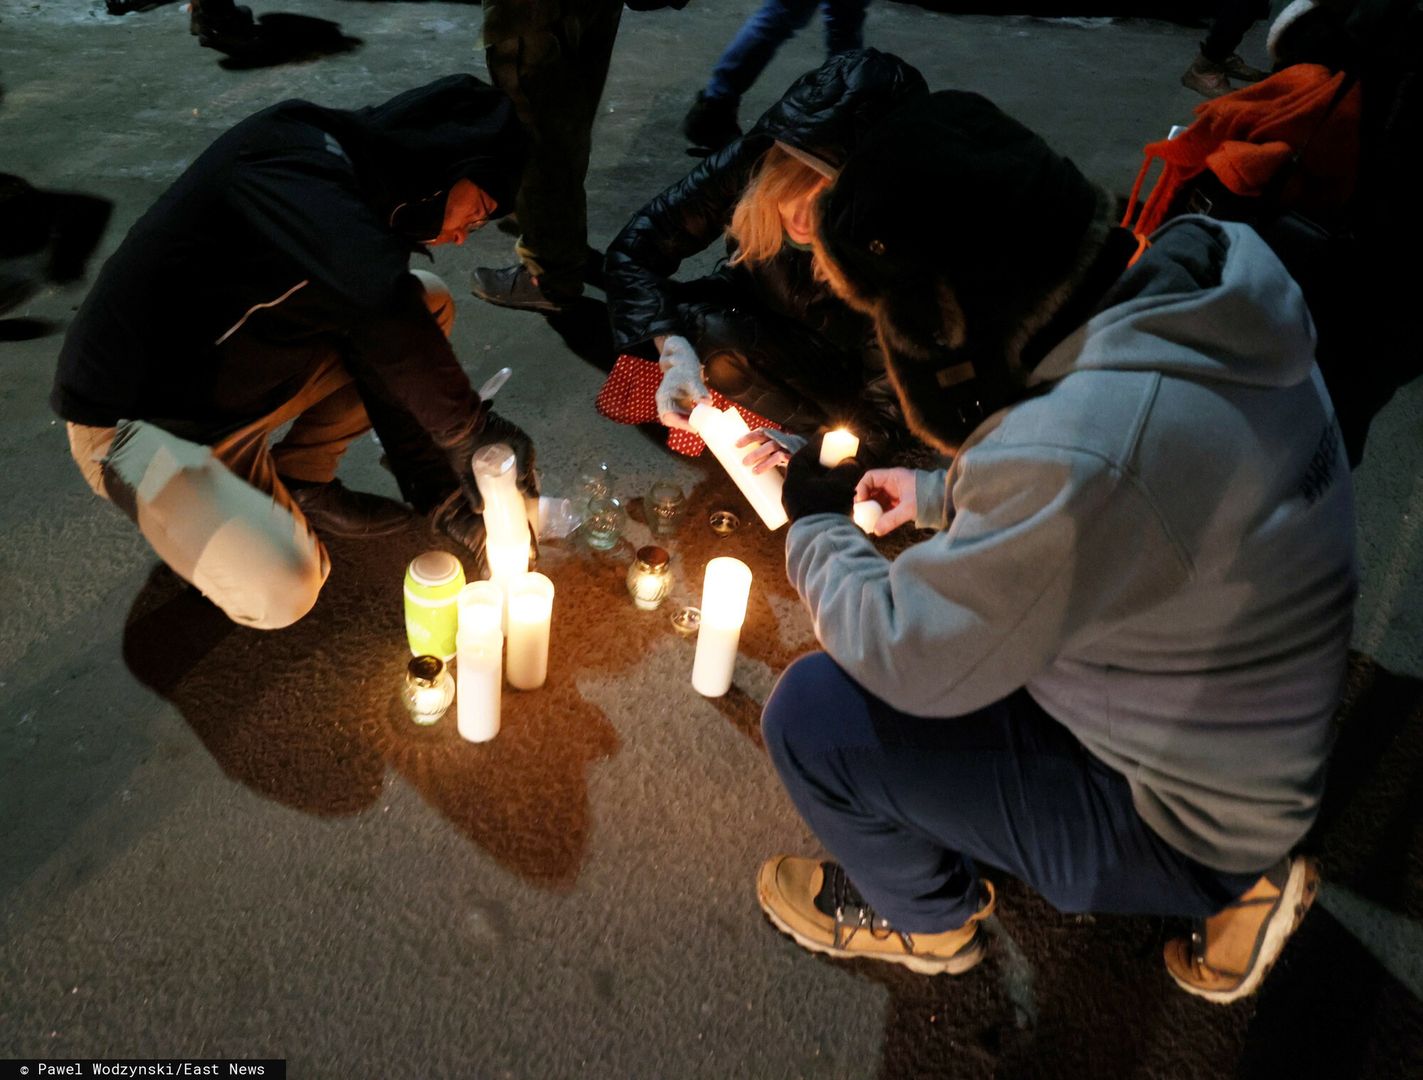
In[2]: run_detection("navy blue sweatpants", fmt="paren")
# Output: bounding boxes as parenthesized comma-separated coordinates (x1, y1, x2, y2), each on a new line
(761, 653, 1262, 933)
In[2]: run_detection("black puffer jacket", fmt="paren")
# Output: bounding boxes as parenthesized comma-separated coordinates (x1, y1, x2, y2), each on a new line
(605, 49, 927, 350)
(54, 75, 525, 509)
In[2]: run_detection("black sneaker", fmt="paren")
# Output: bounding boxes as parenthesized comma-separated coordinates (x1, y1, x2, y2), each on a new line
(190, 0, 260, 53)
(287, 478, 414, 539)
(682, 92, 741, 152)
(469, 264, 574, 313)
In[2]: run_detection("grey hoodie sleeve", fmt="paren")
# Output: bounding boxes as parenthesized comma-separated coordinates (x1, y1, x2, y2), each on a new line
(786, 444, 1190, 717)
(914, 468, 951, 530)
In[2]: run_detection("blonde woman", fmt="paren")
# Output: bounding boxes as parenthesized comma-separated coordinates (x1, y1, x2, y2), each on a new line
(603, 49, 926, 464)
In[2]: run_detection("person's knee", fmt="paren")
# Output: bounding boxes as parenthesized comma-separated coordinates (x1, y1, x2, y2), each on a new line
(762, 651, 848, 758)
(228, 555, 324, 630)
(196, 521, 326, 630)
(411, 268, 455, 338)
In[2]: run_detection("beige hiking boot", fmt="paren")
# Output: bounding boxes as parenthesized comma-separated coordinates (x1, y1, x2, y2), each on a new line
(1164, 855, 1321, 1004)
(1221, 53, 1271, 82)
(757, 855, 994, 975)
(1182, 53, 1234, 98)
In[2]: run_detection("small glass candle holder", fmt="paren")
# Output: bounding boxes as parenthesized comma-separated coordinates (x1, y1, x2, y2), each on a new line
(626, 546, 672, 610)
(708, 509, 741, 537)
(577, 461, 616, 504)
(402, 655, 454, 726)
(647, 479, 688, 537)
(670, 606, 702, 636)
(583, 495, 626, 551)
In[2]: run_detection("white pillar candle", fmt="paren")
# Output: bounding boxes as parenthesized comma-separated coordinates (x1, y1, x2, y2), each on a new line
(852, 499, 884, 534)
(456, 582, 505, 743)
(819, 428, 860, 468)
(689, 404, 788, 531)
(691, 557, 753, 697)
(506, 572, 554, 690)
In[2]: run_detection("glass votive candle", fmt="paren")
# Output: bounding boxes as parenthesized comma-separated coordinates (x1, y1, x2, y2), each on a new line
(583, 495, 626, 551)
(402, 655, 454, 726)
(708, 509, 741, 537)
(647, 479, 688, 537)
(626, 545, 672, 610)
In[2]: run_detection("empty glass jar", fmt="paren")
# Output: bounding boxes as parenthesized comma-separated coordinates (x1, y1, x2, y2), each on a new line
(583, 495, 626, 551)
(646, 479, 688, 537)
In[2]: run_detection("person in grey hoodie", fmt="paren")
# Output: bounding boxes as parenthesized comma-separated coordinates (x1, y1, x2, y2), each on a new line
(754, 91, 1356, 1004)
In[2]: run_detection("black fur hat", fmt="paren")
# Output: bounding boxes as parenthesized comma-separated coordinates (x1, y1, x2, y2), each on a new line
(816, 90, 1107, 449)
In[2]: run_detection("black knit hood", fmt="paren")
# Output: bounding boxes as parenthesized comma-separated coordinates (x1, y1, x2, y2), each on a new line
(319, 74, 527, 243)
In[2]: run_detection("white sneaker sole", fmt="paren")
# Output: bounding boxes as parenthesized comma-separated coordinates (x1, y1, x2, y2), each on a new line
(756, 864, 986, 976)
(1171, 856, 1320, 1005)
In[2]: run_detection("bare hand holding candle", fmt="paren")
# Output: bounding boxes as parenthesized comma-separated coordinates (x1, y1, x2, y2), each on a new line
(691, 557, 752, 697)
(506, 572, 554, 690)
(689, 404, 788, 531)
(456, 582, 504, 742)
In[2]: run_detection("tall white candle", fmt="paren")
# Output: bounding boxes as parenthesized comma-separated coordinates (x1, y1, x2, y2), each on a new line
(691, 557, 753, 697)
(689, 404, 788, 531)
(852, 499, 884, 534)
(473, 443, 532, 586)
(506, 572, 554, 690)
(456, 582, 503, 742)
(819, 428, 860, 468)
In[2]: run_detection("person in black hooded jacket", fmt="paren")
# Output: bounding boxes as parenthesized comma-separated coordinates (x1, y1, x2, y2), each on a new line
(54, 75, 538, 630)
(603, 49, 927, 466)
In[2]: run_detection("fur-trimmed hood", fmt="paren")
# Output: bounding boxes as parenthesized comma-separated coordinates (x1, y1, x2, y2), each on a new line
(814, 90, 1109, 450)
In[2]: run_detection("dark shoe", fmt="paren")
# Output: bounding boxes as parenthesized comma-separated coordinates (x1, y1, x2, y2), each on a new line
(1181, 53, 1233, 98)
(757, 856, 995, 975)
(469, 264, 573, 313)
(191, 1, 259, 52)
(1164, 855, 1320, 1004)
(682, 91, 741, 152)
(289, 478, 414, 539)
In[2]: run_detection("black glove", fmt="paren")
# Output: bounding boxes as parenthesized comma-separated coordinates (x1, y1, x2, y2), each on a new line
(430, 494, 490, 579)
(443, 406, 540, 514)
(782, 439, 862, 523)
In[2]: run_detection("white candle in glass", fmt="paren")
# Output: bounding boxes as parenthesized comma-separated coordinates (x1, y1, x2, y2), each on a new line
(852, 499, 884, 534)
(691, 557, 753, 698)
(506, 572, 554, 690)
(688, 404, 788, 531)
(456, 582, 504, 742)
(473, 443, 531, 586)
(819, 428, 860, 468)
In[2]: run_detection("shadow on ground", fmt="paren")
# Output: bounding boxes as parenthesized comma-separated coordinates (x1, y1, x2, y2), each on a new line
(119, 527, 624, 890)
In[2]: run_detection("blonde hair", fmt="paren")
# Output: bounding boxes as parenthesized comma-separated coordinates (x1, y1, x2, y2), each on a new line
(727, 145, 828, 267)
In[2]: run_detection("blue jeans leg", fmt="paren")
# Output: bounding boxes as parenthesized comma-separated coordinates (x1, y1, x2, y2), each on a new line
(821, 0, 868, 56)
(761, 653, 1261, 933)
(705, 0, 821, 103)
